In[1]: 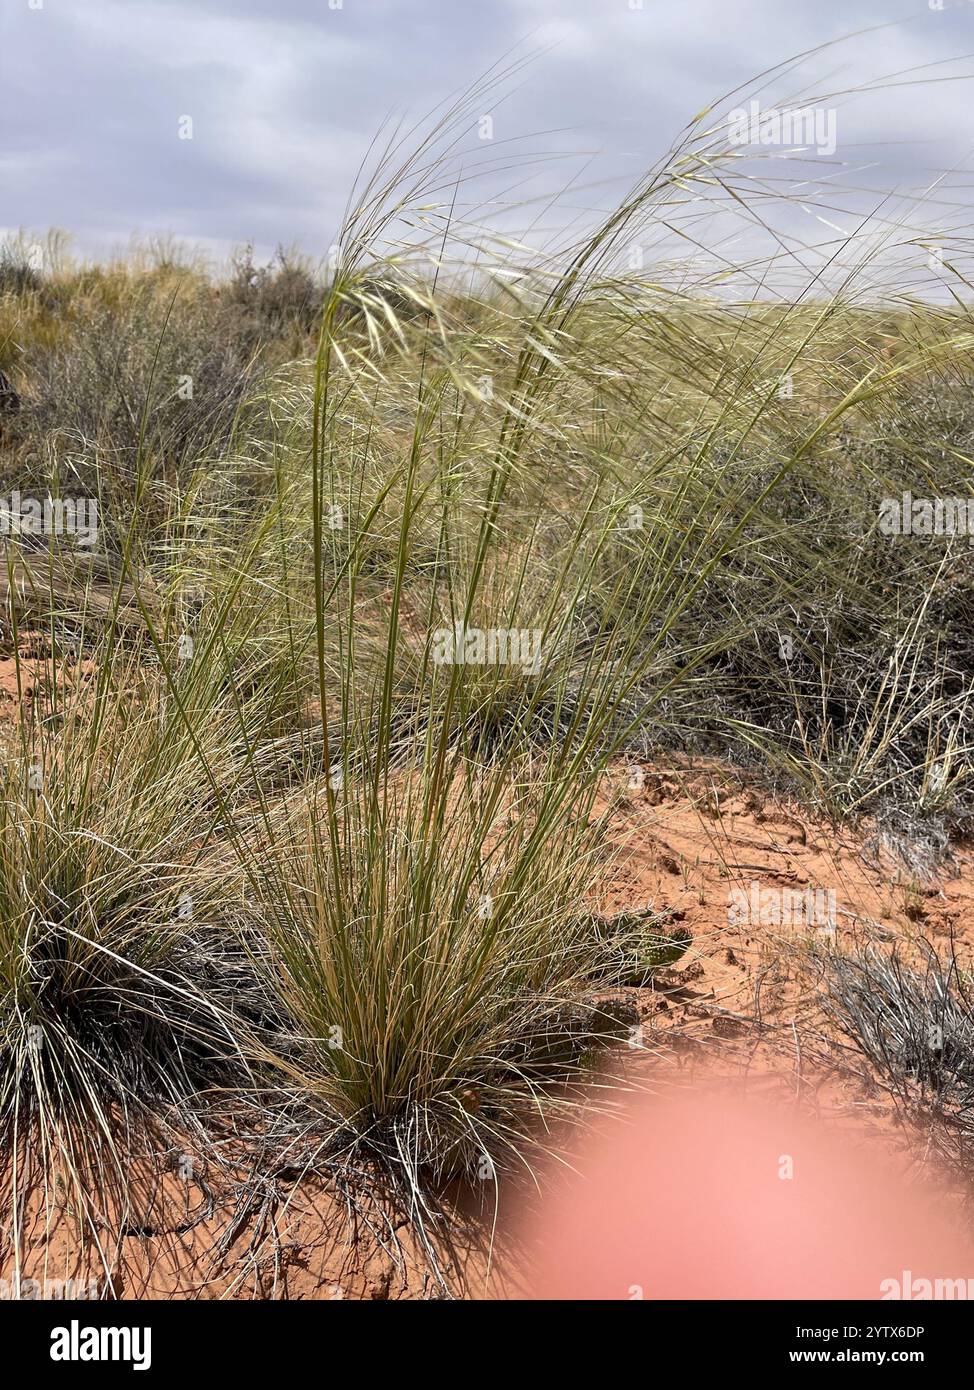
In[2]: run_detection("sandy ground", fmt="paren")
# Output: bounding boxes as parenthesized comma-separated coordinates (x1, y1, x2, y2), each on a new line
(0, 635, 97, 712)
(597, 759, 974, 1074)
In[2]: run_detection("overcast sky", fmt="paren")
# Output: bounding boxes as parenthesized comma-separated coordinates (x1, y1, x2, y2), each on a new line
(3, 0, 974, 285)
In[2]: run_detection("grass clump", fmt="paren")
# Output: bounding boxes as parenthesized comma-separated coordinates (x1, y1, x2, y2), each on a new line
(819, 940, 974, 1173)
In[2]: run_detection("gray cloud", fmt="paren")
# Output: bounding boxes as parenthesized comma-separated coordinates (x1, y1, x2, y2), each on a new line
(2, 0, 973, 277)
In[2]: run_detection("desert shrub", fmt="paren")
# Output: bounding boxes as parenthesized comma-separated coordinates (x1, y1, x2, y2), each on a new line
(21, 283, 257, 466)
(221, 245, 324, 348)
(819, 941, 974, 1167)
(0, 243, 42, 299)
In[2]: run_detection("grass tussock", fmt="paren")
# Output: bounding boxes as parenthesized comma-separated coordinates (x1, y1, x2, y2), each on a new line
(819, 940, 974, 1175)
